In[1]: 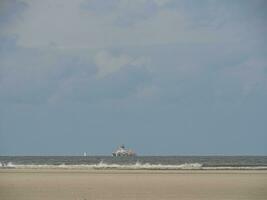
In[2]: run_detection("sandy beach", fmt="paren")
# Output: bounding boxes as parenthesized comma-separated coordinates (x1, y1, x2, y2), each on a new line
(0, 169, 266, 200)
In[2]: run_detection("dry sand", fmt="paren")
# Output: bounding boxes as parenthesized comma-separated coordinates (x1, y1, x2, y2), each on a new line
(0, 169, 267, 200)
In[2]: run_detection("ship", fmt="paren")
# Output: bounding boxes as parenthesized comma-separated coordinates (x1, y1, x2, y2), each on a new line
(112, 145, 136, 157)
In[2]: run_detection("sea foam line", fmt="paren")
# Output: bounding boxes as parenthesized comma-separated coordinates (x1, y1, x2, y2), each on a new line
(1, 161, 267, 170)
(0, 161, 202, 169)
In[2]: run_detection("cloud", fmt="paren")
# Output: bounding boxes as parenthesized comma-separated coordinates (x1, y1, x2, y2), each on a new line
(48, 51, 151, 103)
(95, 51, 149, 78)
(0, 0, 28, 29)
(0, 42, 150, 104)
(0, 43, 96, 104)
(81, 0, 173, 27)
(47, 66, 150, 104)
(1, 0, 267, 105)
(3, 0, 236, 49)
(153, 0, 172, 7)
(95, 51, 132, 78)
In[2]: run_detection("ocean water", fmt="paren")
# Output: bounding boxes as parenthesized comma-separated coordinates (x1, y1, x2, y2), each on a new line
(0, 156, 267, 170)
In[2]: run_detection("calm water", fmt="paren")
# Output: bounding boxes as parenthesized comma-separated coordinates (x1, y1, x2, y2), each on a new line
(1, 156, 267, 170)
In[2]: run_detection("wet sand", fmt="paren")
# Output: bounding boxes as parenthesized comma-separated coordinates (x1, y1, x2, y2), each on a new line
(0, 169, 266, 200)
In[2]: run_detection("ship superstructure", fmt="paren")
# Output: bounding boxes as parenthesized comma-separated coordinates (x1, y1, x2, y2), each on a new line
(112, 145, 136, 157)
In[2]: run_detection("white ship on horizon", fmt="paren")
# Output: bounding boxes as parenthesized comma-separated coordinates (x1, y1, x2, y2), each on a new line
(112, 145, 136, 157)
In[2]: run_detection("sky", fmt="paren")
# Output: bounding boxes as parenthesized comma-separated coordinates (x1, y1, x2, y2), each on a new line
(0, 0, 267, 155)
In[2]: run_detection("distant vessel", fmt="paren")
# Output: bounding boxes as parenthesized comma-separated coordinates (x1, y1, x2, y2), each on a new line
(112, 145, 136, 157)
(83, 152, 87, 157)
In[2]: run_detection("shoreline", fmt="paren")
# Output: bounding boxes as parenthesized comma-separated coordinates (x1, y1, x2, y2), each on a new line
(1, 168, 267, 173)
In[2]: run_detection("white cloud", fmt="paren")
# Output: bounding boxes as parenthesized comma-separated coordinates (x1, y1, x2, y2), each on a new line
(95, 51, 132, 78)
(153, 0, 172, 7)
(94, 51, 149, 78)
(1, 0, 267, 105)
(3, 0, 223, 49)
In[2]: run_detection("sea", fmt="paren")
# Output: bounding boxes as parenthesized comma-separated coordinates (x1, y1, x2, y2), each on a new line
(1, 156, 267, 170)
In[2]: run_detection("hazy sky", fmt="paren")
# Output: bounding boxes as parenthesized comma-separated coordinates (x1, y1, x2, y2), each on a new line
(0, 0, 267, 155)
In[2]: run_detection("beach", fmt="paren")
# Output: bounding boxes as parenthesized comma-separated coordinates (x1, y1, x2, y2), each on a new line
(0, 169, 266, 200)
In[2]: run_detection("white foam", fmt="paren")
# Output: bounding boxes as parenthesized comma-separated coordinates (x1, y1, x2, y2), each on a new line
(0, 162, 16, 168)
(7, 162, 15, 168)
(1, 161, 267, 170)
(0, 161, 202, 170)
(88, 161, 203, 170)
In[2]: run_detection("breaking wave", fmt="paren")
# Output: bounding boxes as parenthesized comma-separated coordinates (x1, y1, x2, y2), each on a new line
(1, 161, 267, 170)
(0, 161, 202, 170)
